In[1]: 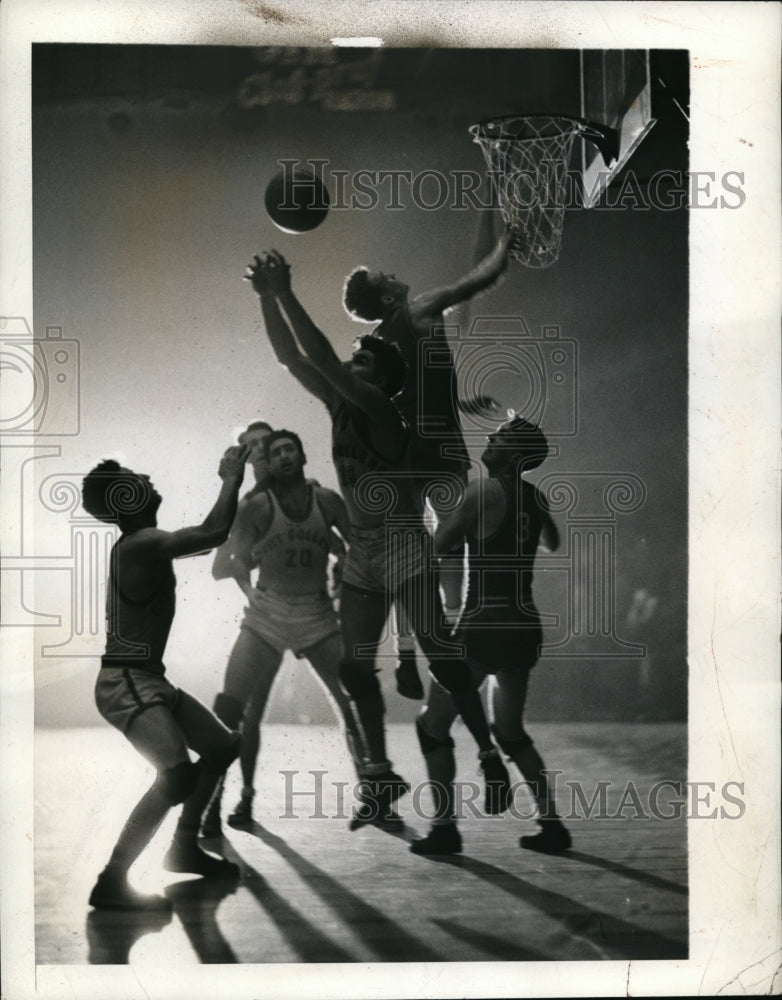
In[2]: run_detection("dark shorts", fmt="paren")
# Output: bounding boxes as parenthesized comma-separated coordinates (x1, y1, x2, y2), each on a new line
(457, 607, 543, 675)
(95, 666, 181, 736)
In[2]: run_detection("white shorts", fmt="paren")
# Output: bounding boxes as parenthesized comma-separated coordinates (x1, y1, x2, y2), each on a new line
(242, 587, 339, 657)
(342, 523, 428, 595)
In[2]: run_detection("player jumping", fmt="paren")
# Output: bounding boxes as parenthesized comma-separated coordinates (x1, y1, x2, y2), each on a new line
(342, 226, 512, 699)
(246, 250, 511, 827)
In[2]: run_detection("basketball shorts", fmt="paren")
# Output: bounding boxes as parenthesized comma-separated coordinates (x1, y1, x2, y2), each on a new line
(342, 523, 428, 595)
(242, 587, 339, 657)
(95, 666, 182, 736)
(457, 605, 543, 675)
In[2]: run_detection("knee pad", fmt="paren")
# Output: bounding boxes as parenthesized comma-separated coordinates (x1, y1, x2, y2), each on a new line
(416, 716, 454, 757)
(213, 692, 244, 730)
(158, 760, 201, 805)
(428, 659, 473, 695)
(492, 723, 533, 758)
(201, 734, 241, 774)
(339, 660, 381, 700)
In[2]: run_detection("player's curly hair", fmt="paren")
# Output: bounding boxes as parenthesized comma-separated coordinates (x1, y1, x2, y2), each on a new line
(240, 420, 273, 442)
(343, 267, 385, 321)
(356, 334, 408, 398)
(81, 460, 128, 523)
(263, 429, 306, 463)
(495, 415, 549, 470)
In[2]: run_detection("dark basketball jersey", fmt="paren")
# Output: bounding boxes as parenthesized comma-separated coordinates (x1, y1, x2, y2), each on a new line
(464, 479, 548, 610)
(252, 485, 332, 595)
(376, 303, 469, 478)
(330, 399, 417, 528)
(102, 535, 176, 674)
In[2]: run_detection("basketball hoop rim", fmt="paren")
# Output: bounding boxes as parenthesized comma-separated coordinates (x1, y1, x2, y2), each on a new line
(469, 112, 604, 140)
(469, 113, 619, 166)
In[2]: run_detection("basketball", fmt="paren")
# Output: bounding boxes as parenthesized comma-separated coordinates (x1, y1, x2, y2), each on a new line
(264, 167, 330, 234)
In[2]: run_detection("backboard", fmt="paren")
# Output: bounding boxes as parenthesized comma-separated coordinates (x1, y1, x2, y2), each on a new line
(579, 49, 656, 208)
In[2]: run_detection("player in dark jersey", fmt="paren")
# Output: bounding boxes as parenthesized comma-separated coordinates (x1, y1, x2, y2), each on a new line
(410, 416, 572, 856)
(343, 230, 512, 699)
(246, 250, 511, 828)
(81, 444, 248, 910)
(203, 428, 362, 833)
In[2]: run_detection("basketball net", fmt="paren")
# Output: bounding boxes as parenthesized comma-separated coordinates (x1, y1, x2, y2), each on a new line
(469, 114, 618, 269)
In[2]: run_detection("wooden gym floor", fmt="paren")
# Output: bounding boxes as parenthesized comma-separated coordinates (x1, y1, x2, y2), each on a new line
(34, 721, 687, 966)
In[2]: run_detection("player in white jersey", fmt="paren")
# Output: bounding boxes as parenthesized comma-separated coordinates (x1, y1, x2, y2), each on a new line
(204, 428, 361, 832)
(246, 250, 512, 828)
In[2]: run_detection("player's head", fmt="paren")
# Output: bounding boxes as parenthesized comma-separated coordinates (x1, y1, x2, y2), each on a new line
(81, 459, 161, 528)
(343, 267, 409, 321)
(239, 420, 273, 485)
(348, 334, 408, 398)
(482, 416, 549, 476)
(264, 429, 306, 480)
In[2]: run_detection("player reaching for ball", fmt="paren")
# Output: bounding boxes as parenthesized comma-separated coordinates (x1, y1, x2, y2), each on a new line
(246, 249, 511, 828)
(81, 444, 249, 910)
(342, 222, 512, 700)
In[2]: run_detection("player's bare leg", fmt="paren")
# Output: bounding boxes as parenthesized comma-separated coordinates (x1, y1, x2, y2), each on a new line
(163, 692, 241, 878)
(202, 629, 281, 836)
(410, 681, 463, 856)
(392, 600, 423, 700)
(492, 670, 571, 853)
(338, 584, 410, 830)
(89, 706, 194, 911)
(395, 572, 511, 814)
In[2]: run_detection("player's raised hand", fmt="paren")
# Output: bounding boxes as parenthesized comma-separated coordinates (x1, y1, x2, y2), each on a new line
(261, 249, 292, 294)
(245, 255, 272, 296)
(219, 444, 249, 484)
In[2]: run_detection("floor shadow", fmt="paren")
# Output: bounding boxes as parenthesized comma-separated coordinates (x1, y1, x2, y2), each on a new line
(164, 872, 241, 964)
(86, 907, 172, 965)
(219, 840, 355, 962)
(565, 848, 688, 896)
(244, 821, 444, 962)
(426, 853, 687, 960)
(431, 917, 549, 962)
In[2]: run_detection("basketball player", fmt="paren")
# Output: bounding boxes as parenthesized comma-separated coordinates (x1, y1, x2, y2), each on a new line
(203, 428, 363, 833)
(81, 444, 248, 910)
(411, 416, 571, 855)
(211, 420, 274, 587)
(247, 250, 511, 826)
(343, 227, 512, 699)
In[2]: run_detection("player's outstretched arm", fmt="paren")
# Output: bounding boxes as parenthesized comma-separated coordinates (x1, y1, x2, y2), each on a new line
(261, 250, 344, 374)
(246, 255, 334, 404)
(264, 252, 404, 442)
(411, 229, 512, 319)
(126, 446, 248, 561)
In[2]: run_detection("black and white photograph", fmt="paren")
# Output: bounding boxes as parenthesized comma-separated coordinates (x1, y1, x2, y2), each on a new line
(1, 2, 779, 998)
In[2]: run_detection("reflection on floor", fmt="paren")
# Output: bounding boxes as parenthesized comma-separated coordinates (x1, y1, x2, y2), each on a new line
(35, 722, 687, 965)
